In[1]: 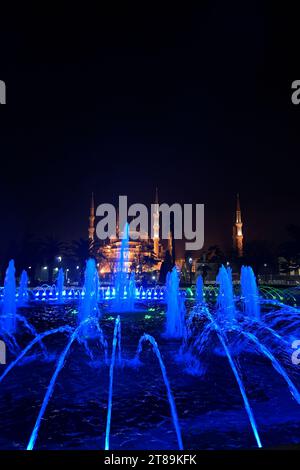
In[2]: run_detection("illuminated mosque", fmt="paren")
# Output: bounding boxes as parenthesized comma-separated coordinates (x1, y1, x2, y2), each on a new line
(88, 192, 244, 277)
(88, 190, 174, 276)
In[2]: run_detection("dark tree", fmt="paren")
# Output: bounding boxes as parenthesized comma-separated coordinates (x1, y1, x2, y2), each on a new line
(159, 250, 173, 284)
(207, 245, 226, 264)
(69, 238, 103, 283)
(39, 236, 66, 284)
(279, 225, 300, 263)
(196, 263, 211, 282)
(243, 240, 276, 275)
(17, 234, 42, 284)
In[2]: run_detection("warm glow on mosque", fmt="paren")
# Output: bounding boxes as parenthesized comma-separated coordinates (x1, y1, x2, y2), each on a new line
(88, 192, 244, 277)
(232, 193, 244, 257)
(88, 190, 166, 276)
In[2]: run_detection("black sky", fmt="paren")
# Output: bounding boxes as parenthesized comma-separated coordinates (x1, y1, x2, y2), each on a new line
(0, 2, 299, 254)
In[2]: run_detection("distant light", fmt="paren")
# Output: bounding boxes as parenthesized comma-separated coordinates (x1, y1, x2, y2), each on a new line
(188, 257, 193, 264)
(57, 256, 62, 262)
(152, 276, 155, 280)
(28, 266, 32, 270)
(264, 263, 267, 267)
(226, 261, 230, 266)
(76, 265, 80, 270)
(97, 263, 100, 267)
(43, 266, 48, 270)
(54, 267, 59, 272)
(66, 268, 70, 272)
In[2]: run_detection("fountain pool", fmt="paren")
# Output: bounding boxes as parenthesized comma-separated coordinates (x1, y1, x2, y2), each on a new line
(0, 263, 300, 450)
(0, 304, 299, 448)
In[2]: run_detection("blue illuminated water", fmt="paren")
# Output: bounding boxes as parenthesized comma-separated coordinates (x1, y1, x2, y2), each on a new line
(0, 300, 300, 450)
(216, 265, 235, 321)
(1, 260, 17, 334)
(0, 259, 300, 450)
(127, 272, 136, 311)
(27, 321, 89, 450)
(241, 266, 261, 320)
(113, 224, 136, 312)
(105, 315, 121, 450)
(165, 267, 185, 338)
(196, 275, 204, 303)
(18, 270, 28, 306)
(56, 268, 64, 303)
(135, 333, 183, 449)
(78, 259, 99, 325)
(204, 308, 262, 448)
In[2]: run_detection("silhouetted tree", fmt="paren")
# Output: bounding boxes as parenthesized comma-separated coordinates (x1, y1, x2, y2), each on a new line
(207, 245, 226, 264)
(39, 236, 66, 284)
(17, 234, 41, 284)
(159, 250, 173, 284)
(278, 224, 300, 269)
(69, 238, 103, 283)
(141, 252, 158, 273)
(196, 263, 211, 282)
(243, 240, 276, 275)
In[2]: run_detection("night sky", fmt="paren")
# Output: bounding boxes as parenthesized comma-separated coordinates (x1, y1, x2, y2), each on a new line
(0, 2, 299, 255)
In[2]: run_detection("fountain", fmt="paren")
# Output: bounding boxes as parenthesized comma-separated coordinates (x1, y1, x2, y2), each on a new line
(204, 308, 262, 448)
(18, 270, 28, 306)
(165, 267, 185, 338)
(27, 320, 91, 450)
(56, 268, 64, 303)
(240, 266, 261, 320)
(95, 269, 100, 301)
(127, 271, 136, 311)
(1, 260, 17, 334)
(0, 326, 72, 384)
(78, 259, 99, 325)
(114, 223, 129, 310)
(135, 334, 183, 449)
(226, 265, 232, 281)
(196, 274, 204, 303)
(105, 316, 121, 450)
(216, 265, 235, 321)
(0, 258, 300, 450)
(112, 223, 136, 312)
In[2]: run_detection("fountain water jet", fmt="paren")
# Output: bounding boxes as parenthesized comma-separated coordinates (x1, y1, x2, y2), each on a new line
(1, 260, 17, 334)
(196, 274, 204, 303)
(0, 326, 72, 384)
(127, 271, 136, 311)
(105, 315, 121, 450)
(241, 266, 260, 320)
(165, 267, 185, 338)
(112, 223, 136, 312)
(56, 268, 64, 303)
(200, 307, 262, 448)
(15, 313, 48, 357)
(78, 259, 99, 326)
(226, 265, 232, 281)
(135, 333, 183, 449)
(216, 265, 235, 321)
(18, 270, 28, 305)
(117, 317, 122, 364)
(232, 326, 300, 404)
(0, 328, 20, 355)
(114, 223, 129, 309)
(26, 320, 91, 450)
